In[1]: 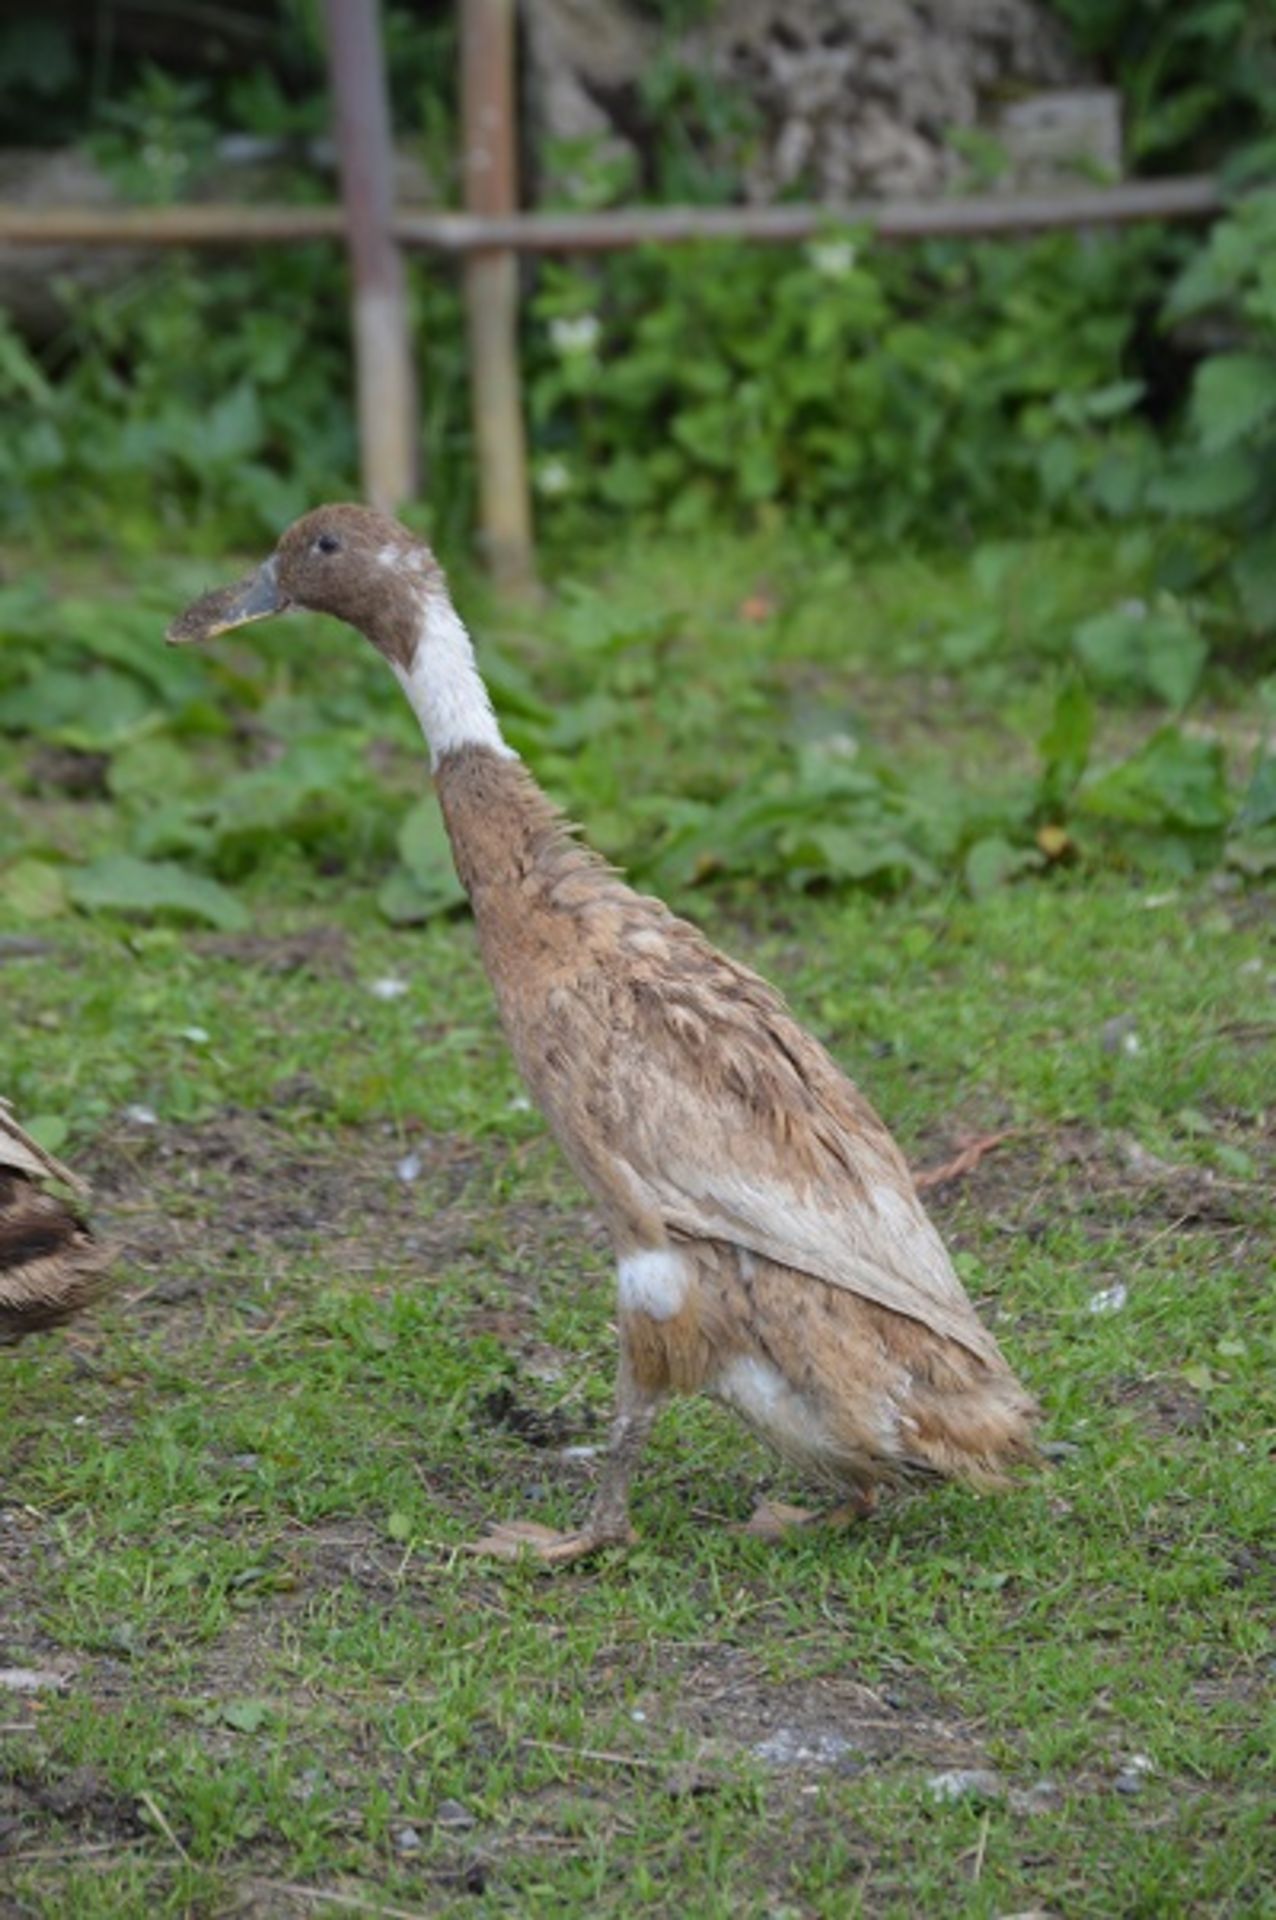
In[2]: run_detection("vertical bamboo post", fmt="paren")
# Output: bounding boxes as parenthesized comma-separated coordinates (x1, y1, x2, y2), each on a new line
(461, 0, 535, 589)
(323, 0, 419, 512)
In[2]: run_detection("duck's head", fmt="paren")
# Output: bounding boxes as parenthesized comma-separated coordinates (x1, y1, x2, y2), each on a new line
(166, 504, 440, 668)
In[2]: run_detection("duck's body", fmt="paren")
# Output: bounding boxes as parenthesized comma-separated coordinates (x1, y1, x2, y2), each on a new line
(169, 506, 1039, 1560)
(0, 1104, 111, 1343)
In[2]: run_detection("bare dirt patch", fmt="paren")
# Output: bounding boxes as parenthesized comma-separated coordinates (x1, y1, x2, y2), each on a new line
(82, 1109, 491, 1317)
(919, 1116, 1269, 1251)
(658, 1646, 986, 1777)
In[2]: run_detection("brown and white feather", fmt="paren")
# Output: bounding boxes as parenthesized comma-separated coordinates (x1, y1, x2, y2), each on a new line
(167, 505, 1041, 1544)
(0, 1106, 112, 1343)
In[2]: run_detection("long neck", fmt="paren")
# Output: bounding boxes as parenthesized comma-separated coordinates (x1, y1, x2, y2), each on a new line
(391, 588, 516, 771)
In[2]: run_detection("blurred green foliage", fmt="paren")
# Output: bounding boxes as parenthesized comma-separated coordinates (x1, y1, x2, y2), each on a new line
(1048, 0, 1275, 176)
(525, 228, 1172, 548)
(0, 4, 1270, 647)
(1153, 188, 1276, 630)
(0, 2, 1272, 931)
(1, 536, 1272, 938)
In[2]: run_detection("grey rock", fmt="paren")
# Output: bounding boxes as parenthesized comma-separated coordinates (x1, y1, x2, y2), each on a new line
(435, 1798, 476, 1830)
(927, 1767, 1003, 1803)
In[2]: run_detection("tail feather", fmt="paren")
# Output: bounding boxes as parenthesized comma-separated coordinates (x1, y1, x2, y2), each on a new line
(901, 1374, 1042, 1491)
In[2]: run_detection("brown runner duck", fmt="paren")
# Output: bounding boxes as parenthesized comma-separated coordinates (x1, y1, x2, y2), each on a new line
(169, 506, 1039, 1563)
(1, 1102, 112, 1343)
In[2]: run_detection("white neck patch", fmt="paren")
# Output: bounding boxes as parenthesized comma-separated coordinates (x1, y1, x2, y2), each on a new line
(391, 591, 516, 769)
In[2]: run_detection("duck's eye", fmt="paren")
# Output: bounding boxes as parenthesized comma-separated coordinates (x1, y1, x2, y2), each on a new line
(314, 533, 341, 556)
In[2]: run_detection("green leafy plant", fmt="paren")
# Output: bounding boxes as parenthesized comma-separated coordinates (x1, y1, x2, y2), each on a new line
(1151, 188, 1276, 634)
(527, 228, 1169, 550)
(1048, 0, 1275, 173)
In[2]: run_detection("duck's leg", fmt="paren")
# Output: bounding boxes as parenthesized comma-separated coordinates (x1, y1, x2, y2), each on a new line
(467, 1346, 661, 1566)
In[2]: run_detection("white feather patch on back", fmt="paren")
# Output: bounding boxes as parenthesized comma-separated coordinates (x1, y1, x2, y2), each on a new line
(617, 1248, 690, 1322)
(392, 594, 517, 769)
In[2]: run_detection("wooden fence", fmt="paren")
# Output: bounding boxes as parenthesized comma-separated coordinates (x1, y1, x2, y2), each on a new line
(0, 0, 1227, 588)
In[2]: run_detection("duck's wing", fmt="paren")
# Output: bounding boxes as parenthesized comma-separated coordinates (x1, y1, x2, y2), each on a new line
(552, 929, 1004, 1366)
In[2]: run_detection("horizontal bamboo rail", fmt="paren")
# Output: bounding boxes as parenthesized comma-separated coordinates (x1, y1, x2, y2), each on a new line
(0, 176, 1225, 252)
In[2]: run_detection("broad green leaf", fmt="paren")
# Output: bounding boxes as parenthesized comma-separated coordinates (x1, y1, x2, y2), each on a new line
(1146, 448, 1260, 517)
(964, 836, 1043, 899)
(197, 384, 264, 468)
(21, 1114, 69, 1155)
(378, 800, 467, 924)
(0, 667, 153, 747)
(209, 739, 361, 841)
(1080, 729, 1230, 832)
(1226, 826, 1276, 876)
(1231, 531, 1276, 631)
(398, 797, 461, 890)
(1072, 606, 1207, 708)
(1, 858, 70, 921)
(68, 854, 249, 931)
(1234, 753, 1276, 831)
(938, 621, 1000, 667)
(1039, 679, 1094, 801)
(108, 735, 200, 801)
(57, 600, 209, 704)
(1190, 352, 1276, 452)
(376, 866, 464, 926)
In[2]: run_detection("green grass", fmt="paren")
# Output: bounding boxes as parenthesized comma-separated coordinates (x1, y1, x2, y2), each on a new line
(0, 531, 1272, 1917)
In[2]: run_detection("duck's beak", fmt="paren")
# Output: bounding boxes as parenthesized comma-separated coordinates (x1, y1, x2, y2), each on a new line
(166, 555, 288, 645)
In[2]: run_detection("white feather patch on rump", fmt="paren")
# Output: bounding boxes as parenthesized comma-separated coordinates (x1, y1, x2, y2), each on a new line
(713, 1355, 830, 1457)
(617, 1248, 690, 1322)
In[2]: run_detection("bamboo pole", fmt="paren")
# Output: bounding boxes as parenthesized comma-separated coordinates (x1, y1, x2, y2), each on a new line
(398, 174, 1226, 250)
(460, 0, 534, 591)
(322, 0, 418, 513)
(0, 177, 1226, 251)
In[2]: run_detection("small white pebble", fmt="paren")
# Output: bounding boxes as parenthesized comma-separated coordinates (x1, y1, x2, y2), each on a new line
(1122, 1031, 1142, 1056)
(1114, 1753, 1155, 1795)
(1089, 1283, 1128, 1316)
(927, 1768, 1002, 1804)
(123, 1104, 158, 1126)
(561, 1445, 600, 1462)
(72, 1415, 87, 1427)
(179, 1025, 210, 1045)
(508, 1095, 532, 1112)
(394, 1825, 422, 1853)
(630, 1709, 647, 1723)
(754, 1728, 858, 1768)
(369, 976, 409, 1001)
(396, 1152, 423, 1184)
(0, 1668, 70, 1694)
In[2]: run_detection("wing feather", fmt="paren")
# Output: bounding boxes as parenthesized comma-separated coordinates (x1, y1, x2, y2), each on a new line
(541, 929, 1003, 1365)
